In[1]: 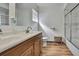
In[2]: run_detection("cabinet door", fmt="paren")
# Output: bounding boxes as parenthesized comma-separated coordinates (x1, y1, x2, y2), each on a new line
(21, 45, 33, 56)
(34, 39, 40, 56)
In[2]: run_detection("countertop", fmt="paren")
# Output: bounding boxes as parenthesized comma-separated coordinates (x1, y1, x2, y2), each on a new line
(0, 31, 42, 53)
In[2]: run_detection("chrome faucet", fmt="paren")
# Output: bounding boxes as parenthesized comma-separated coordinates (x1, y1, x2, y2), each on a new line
(25, 26, 32, 33)
(0, 29, 2, 32)
(0, 29, 2, 34)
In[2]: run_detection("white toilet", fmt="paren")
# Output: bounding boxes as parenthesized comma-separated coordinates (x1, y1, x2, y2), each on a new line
(42, 37, 48, 47)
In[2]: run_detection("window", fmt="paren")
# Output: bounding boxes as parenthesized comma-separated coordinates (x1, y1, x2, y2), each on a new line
(32, 9, 38, 23)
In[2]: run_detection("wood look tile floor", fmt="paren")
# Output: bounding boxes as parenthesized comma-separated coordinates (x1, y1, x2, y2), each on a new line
(42, 42, 73, 56)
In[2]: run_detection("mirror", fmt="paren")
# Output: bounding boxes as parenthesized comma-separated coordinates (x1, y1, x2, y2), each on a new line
(0, 3, 9, 26)
(15, 3, 39, 31)
(0, 3, 39, 31)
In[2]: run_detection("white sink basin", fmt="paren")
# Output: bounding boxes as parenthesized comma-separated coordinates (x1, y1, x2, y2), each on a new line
(0, 32, 26, 40)
(0, 34, 26, 45)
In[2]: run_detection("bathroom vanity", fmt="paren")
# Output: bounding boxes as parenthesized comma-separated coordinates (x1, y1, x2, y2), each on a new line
(0, 3, 41, 56)
(0, 31, 42, 56)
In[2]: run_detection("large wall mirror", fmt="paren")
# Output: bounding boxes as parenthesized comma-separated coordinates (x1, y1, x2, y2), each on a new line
(15, 3, 39, 31)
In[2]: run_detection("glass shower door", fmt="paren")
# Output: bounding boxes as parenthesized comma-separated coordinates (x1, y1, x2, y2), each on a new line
(71, 5, 79, 49)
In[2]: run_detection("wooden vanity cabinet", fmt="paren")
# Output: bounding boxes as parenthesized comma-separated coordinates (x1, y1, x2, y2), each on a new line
(0, 33, 42, 56)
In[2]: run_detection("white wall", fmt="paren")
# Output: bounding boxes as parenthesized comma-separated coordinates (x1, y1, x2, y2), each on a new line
(38, 3, 64, 41)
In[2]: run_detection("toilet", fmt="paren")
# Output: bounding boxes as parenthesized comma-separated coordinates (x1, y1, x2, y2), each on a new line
(42, 37, 48, 47)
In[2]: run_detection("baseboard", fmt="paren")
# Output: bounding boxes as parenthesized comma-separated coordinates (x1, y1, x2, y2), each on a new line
(47, 41, 66, 45)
